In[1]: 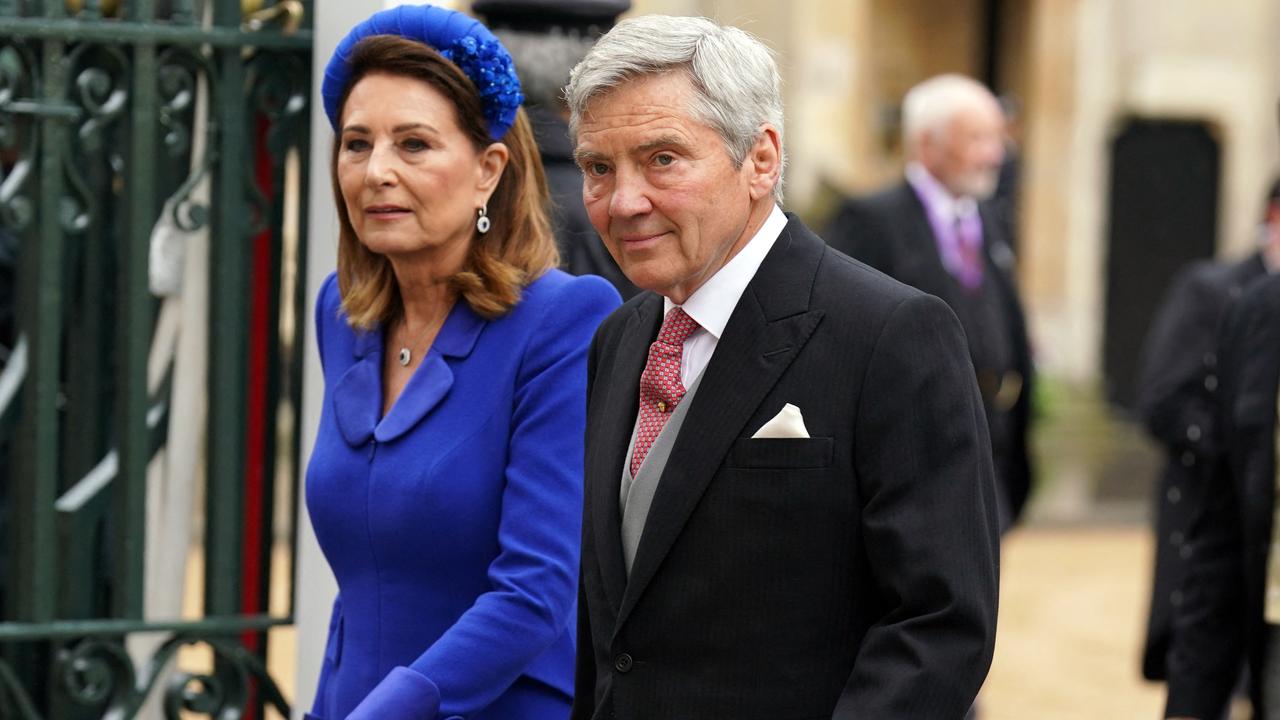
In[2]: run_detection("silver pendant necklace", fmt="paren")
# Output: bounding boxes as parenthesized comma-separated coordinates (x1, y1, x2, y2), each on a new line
(396, 304, 449, 367)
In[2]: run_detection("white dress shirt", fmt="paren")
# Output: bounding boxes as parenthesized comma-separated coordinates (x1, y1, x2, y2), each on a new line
(664, 204, 788, 387)
(906, 162, 980, 223)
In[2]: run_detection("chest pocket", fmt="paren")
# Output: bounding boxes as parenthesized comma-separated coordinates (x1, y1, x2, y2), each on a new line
(725, 437, 834, 469)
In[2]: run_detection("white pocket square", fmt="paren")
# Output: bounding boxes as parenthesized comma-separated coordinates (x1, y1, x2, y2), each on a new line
(751, 403, 810, 439)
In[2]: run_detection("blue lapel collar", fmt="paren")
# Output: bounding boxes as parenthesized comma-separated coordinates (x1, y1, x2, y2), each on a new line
(332, 301, 487, 446)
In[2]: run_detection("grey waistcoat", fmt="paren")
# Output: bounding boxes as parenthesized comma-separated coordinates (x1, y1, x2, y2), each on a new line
(618, 372, 705, 574)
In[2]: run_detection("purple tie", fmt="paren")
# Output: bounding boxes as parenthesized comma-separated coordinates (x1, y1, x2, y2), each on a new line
(954, 215, 984, 290)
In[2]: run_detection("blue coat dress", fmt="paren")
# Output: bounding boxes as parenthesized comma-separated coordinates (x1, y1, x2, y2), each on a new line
(305, 269, 620, 720)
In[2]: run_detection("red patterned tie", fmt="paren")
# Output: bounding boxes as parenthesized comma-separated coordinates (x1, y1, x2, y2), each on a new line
(631, 307, 700, 477)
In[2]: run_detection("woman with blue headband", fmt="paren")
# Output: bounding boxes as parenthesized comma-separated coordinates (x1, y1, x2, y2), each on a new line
(304, 5, 620, 718)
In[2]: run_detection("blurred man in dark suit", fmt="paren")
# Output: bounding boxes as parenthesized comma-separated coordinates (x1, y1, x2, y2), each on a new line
(1139, 177, 1280, 685)
(1164, 269, 1280, 720)
(826, 74, 1034, 532)
(473, 0, 638, 300)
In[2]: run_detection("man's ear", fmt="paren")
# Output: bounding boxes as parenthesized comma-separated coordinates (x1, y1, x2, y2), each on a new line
(746, 125, 782, 201)
(475, 142, 510, 203)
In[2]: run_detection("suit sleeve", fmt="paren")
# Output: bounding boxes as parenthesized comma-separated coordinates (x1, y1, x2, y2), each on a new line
(836, 293, 1000, 717)
(1164, 294, 1254, 719)
(571, 324, 607, 720)
(1136, 266, 1222, 457)
(347, 277, 621, 720)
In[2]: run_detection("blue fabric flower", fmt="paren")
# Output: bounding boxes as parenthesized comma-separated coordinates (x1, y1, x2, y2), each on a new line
(322, 4, 524, 141)
(441, 36, 524, 141)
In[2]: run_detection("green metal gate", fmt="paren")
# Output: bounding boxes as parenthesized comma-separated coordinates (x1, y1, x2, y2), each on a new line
(0, 0, 312, 716)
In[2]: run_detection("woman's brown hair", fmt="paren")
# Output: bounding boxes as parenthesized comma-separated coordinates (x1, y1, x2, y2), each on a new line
(331, 35, 558, 329)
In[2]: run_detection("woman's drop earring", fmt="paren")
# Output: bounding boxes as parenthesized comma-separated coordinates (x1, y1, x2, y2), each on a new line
(476, 204, 490, 234)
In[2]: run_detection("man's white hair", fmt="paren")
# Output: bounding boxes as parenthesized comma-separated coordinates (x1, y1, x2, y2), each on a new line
(565, 14, 786, 202)
(901, 74, 997, 154)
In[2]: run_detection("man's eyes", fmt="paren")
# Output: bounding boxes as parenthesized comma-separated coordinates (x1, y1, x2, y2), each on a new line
(581, 153, 677, 176)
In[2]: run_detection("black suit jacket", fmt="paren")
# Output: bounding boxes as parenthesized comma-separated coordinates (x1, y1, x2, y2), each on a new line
(1166, 273, 1280, 718)
(1135, 253, 1266, 681)
(573, 216, 1000, 719)
(825, 181, 1035, 527)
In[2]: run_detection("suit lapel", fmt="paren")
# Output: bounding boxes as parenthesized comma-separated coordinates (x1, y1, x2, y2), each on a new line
(613, 217, 826, 632)
(591, 293, 662, 617)
(896, 182, 958, 302)
(331, 302, 486, 446)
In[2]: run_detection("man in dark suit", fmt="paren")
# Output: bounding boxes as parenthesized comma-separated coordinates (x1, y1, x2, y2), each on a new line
(1164, 272, 1280, 720)
(566, 16, 1000, 718)
(1138, 177, 1279, 684)
(473, 0, 639, 300)
(826, 74, 1035, 532)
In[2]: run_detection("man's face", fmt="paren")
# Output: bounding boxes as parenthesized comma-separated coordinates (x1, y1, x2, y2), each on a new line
(574, 72, 760, 304)
(923, 98, 1005, 200)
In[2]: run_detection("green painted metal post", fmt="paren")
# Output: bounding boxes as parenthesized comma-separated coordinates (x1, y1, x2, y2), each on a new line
(0, 0, 313, 712)
(205, 0, 248, 619)
(114, 13, 158, 621)
(12, 31, 67, 626)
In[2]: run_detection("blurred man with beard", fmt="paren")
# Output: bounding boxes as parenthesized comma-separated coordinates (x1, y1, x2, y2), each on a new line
(826, 74, 1035, 533)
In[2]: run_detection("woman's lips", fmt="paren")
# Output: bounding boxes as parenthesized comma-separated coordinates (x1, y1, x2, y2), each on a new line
(365, 205, 410, 219)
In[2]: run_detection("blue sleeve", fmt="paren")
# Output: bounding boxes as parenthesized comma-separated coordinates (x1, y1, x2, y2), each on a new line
(309, 595, 343, 716)
(313, 272, 339, 375)
(309, 272, 340, 718)
(348, 275, 621, 720)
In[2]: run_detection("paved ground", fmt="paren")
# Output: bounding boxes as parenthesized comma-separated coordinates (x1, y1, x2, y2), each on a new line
(982, 526, 1167, 719)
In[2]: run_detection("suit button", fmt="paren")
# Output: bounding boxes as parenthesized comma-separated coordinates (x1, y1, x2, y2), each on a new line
(1167, 486, 1182, 504)
(1186, 424, 1202, 442)
(1181, 451, 1196, 467)
(614, 653, 633, 673)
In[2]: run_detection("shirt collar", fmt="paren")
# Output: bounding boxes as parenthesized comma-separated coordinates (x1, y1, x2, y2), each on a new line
(906, 162, 978, 220)
(664, 204, 788, 340)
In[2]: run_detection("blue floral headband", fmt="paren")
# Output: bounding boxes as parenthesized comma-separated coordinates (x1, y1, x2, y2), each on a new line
(321, 4, 524, 141)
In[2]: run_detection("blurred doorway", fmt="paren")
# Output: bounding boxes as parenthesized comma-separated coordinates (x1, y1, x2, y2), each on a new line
(1102, 118, 1221, 411)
